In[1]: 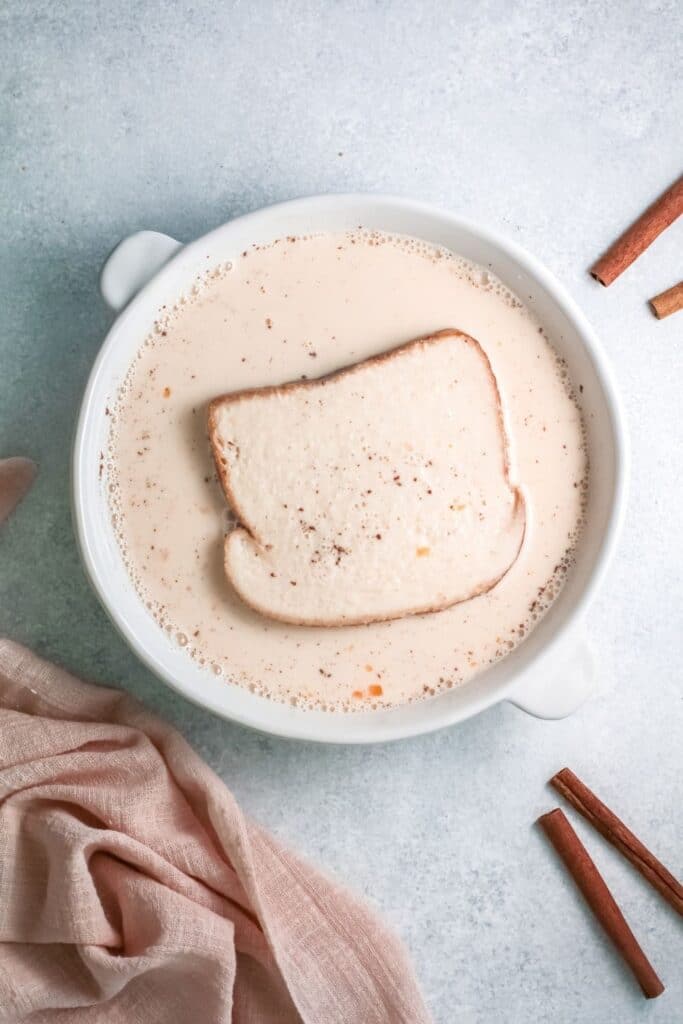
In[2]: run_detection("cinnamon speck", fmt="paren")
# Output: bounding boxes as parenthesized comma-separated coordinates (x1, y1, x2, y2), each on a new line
(162, 386, 171, 398)
(332, 543, 350, 566)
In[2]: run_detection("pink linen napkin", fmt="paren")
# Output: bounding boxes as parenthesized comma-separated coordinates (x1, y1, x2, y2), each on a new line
(0, 638, 432, 1024)
(0, 458, 37, 525)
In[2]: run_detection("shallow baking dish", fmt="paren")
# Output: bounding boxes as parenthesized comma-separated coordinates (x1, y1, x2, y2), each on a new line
(73, 195, 628, 742)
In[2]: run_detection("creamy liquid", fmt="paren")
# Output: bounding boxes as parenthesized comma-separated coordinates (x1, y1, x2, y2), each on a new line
(109, 231, 587, 710)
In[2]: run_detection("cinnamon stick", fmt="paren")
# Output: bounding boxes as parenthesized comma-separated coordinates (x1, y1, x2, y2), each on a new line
(590, 175, 683, 286)
(551, 768, 683, 916)
(649, 280, 683, 320)
(538, 809, 665, 999)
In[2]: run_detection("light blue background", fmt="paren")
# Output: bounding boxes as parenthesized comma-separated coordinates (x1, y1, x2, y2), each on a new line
(1, 3, 681, 1021)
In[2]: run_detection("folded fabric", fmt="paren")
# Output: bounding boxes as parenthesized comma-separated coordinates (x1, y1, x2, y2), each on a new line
(0, 458, 37, 525)
(0, 640, 431, 1023)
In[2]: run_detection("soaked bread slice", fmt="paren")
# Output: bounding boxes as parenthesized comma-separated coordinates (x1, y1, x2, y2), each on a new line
(209, 329, 526, 626)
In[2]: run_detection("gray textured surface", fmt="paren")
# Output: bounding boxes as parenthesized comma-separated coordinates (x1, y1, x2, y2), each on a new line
(1, 2, 682, 1021)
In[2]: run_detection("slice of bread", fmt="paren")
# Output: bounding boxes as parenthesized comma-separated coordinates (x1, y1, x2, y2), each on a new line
(209, 329, 525, 626)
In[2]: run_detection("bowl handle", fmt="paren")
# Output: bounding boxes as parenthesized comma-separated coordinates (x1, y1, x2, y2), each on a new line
(505, 631, 595, 719)
(99, 231, 183, 312)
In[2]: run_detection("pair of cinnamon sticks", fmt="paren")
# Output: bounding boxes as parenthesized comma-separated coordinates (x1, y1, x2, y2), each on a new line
(590, 174, 683, 318)
(538, 768, 682, 1000)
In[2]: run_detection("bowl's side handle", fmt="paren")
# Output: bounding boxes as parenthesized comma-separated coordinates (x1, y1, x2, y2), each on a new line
(100, 231, 183, 312)
(505, 631, 595, 719)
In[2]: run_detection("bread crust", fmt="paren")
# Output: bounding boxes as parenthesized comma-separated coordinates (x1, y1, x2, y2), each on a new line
(208, 329, 526, 627)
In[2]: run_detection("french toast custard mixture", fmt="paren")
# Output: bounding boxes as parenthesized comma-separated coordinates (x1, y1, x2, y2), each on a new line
(108, 231, 587, 711)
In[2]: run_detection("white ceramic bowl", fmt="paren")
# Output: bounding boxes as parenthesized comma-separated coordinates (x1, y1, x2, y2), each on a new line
(73, 195, 628, 742)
